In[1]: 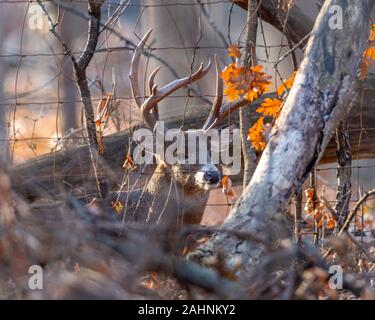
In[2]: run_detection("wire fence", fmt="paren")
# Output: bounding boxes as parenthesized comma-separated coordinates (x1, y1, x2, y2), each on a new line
(0, 0, 375, 235)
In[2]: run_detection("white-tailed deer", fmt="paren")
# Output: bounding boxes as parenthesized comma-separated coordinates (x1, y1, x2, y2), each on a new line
(109, 29, 248, 230)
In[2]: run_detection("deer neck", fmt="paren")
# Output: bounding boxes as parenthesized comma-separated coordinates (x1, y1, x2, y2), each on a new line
(146, 162, 174, 195)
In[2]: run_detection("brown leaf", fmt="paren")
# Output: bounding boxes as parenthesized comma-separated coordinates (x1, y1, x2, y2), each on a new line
(111, 200, 124, 215)
(123, 154, 136, 170)
(227, 44, 241, 58)
(221, 175, 235, 198)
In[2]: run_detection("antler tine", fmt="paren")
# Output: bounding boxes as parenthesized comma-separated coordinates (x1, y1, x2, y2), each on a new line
(141, 59, 212, 128)
(129, 28, 153, 109)
(202, 55, 251, 131)
(219, 97, 248, 120)
(148, 66, 161, 95)
(142, 60, 212, 117)
(153, 60, 212, 103)
(148, 67, 161, 122)
(130, 29, 211, 129)
(203, 97, 248, 131)
(202, 55, 223, 131)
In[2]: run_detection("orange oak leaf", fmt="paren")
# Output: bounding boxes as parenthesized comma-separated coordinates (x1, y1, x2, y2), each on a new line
(248, 117, 266, 151)
(222, 62, 271, 103)
(111, 200, 124, 215)
(369, 24, 375, 42)
(364, 47, 375, 60)
(245, 89, 259, 102)
(221, 175, 235, 197)
(327, 218, 336, 230)
(277, 71, 296, 97)
(256, 98, 282, 117)
(305, 188, 315, 199)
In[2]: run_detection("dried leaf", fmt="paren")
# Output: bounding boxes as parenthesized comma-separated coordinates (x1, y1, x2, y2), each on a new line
(248, 117, 266, 151)
(327, 218, 336, 230)
(224, 84, 241, 102)
(304, 188, 315, 199)
(369, 24, 375, 42)
(256, 98, 282, 117)
(123, 154, 136, 170)
(313, 210, 322, 221)
(360, 59, 369, 80)
(222, 63, 271, 103)
(95, 93, 113, 155)
(277, 71, 296, 97)
(221, 175, 235, 198)
(227, 44, 241, 58)
(111, 200, 124, 215)
(95, 93, 113, 125)
(97, 133, 105, 155)
(364, 47, 375, 60)
(244, 89, 259, 103)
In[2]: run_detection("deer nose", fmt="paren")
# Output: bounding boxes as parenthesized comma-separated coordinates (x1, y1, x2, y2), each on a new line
(204, 171, 220, 184)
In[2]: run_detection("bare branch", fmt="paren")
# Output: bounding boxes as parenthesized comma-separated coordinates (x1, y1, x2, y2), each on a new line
(36, 0, 77, 66)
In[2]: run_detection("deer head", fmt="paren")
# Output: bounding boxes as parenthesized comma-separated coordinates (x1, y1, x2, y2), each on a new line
(129, 29, 248, 193)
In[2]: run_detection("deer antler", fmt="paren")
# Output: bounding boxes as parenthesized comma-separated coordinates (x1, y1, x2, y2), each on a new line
(129, 29, 212, 129)
(130, 29, 251, 131)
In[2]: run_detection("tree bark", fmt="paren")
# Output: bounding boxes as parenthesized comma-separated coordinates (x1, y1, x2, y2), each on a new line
(187, 0, 374, 273)
(335, 120, 352, 229)
(60, 6, 83, 134)
(234, 0, 313, 47)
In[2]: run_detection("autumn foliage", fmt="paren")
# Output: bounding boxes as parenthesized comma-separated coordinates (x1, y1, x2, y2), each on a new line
(304, 188, 336, 231)
(222, 45, 296, 152)
(360, 24, 375, 80)
(224, 23, 375, 153)
(221, 61, 271, 102)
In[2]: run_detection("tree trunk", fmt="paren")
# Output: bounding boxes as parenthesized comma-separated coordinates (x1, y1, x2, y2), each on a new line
(335, 120, 352, 229)
(234, 0, 313, 47)
(240, 0, 259, 188)
(60, 6, 83, 134)
(188, 0, 373, 273)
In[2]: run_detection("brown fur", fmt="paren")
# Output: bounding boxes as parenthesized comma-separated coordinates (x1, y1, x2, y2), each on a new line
(109, 162, 213, 228)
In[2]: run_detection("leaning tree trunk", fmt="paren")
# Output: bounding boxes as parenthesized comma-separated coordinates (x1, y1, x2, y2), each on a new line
(188, 0, 374, 274)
